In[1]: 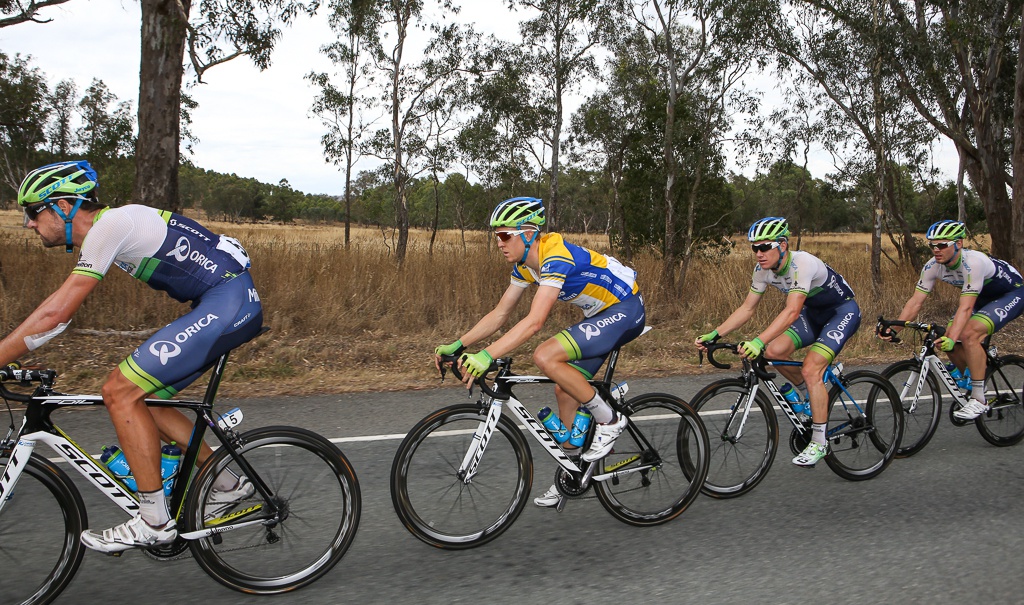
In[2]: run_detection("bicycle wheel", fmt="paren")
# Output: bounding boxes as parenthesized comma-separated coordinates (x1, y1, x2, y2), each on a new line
(881, 359, 942, 457)
(975, 354, 1024, 446)
(187, 426, 361, 594)
(595, 393, 709, 525)
(0, 451, 87, 605)
(391, 403, 532, 549)
(684, 379, 778, 498)
(824, 370, 903, 480)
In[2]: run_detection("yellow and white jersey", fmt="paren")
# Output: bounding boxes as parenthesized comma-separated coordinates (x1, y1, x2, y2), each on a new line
(510, 233, 639, 318)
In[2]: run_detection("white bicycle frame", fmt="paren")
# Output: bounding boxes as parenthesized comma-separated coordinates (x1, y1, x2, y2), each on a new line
(729, 362, 848, 441)
(456, 378, 645, 486)
(897, 349, 971, 412)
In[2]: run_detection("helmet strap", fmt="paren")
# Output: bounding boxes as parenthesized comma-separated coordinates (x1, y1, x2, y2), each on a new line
(519, 229, 539, 264)
(771, 239, 788, 272)
(49, 198, 83, 253)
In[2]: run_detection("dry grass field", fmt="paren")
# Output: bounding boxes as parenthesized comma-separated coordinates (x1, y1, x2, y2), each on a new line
(0, 209, 1017, 398)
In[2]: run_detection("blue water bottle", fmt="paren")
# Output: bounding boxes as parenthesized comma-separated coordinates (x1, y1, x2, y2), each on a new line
(946, 364, 972, 392)
(100, 445, 137, 492)
(780, 383, 810, 419)
(568, 408, 593, 448)
(538, 407, 570, 443)
(160, 442, 183, 496)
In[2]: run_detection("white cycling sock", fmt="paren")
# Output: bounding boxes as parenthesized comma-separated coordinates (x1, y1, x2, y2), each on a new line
(213, 468, 241, 492)
(138, 489, 170, 526)
(582, 390, 614, 424)
(811, 423, 827, 446)
(971, 380, 986, 404)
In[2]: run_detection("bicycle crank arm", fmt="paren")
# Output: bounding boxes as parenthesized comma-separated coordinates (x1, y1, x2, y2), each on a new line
(179, 516, 274, 540)
(591, 463, 658, 484)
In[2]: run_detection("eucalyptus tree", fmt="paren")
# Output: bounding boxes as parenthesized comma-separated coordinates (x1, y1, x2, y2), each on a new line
(793, 0, 1023, 267)
(618, 0, 764, 295)
(569, 26, 663, 259)
(308, 0, 383, 247)
(367, 0, 471, 262)
(769, 2, 937, 286)
(506, 0, 609, 230)
(77, 79, 135, 161)
(134, 0, 317, 212)
(46, 79, 76, 156)
(0, 52, 49, 197)
(0, 0, 71, 27)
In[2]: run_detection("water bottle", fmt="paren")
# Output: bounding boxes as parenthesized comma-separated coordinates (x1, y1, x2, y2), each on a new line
(780, 383, 810, 421)
(160, 442, 183, 496)
(568, 408, 593, 448)
(538, 407, 570, 443)
(100, 445, 137, 492)
(946, 364, 972, 392)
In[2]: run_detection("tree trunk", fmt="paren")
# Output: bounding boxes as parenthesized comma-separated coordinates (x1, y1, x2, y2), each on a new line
(134, 0, 188, 211)
(1013, 5, 1024, 270)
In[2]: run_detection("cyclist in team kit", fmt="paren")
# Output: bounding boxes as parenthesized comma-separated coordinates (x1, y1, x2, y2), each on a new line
(0, 161, 264, 552)
(877, 220, 1024, 420)
(695, 217, 861, 467)
(434, 197, 646, 507)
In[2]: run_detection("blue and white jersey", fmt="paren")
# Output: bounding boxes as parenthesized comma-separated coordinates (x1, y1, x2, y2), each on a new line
(915, 248, 1023, 299)
(750, 250, 855, 310)
(72, 205, 251, 303)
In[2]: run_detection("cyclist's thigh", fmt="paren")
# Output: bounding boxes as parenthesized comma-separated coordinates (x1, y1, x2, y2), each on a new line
(119, 274, 264, 398)
(556, 295, 645, 378)
(970, 286, 1024, 335)
(781, 308, 814, 351)
(807, 299, 861, 363)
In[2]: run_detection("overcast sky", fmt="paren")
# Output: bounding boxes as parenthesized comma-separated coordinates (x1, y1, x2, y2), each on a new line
(1, 0, 958, 197)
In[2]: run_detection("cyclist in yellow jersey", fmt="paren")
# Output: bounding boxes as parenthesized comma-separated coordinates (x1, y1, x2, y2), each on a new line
(434, 197, 645, 507)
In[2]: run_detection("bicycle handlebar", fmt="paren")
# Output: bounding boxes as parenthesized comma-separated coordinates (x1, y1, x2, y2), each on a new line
(438, 354, 505, 400)
(699, 342, 776, 381)
(876, 315, 945, 345)
(0, 364, 57, 403)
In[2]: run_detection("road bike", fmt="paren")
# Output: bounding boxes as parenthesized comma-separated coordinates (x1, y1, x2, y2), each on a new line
(0, 339, 361, 605)
(685, 342, 903, 498)
(390, 336, 710, 549)
(877, 317, 1024, 453)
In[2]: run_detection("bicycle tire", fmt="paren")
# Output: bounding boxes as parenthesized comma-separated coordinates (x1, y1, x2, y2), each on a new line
(187, 426, 361, 594)
(880, 358, 942, 457)
(823, 370, 903, 480)
(684, 379, 778, 499)
(975, 354, 1024, 446)
(0, 451, 87, 605)
(595, 393, 709, 525)
(390, 403, 532, 549)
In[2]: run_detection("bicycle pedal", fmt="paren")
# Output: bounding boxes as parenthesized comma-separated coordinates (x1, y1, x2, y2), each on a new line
(105, 551, 124, 558)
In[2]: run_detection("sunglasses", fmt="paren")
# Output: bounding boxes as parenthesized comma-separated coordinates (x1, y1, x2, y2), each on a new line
(494, 229, 533, 242)
(928, 241, 954, 251)
(751, 242, 780, 253)
(24, 202, 53, 221)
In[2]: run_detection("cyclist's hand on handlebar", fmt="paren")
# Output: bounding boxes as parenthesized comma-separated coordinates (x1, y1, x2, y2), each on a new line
(458, 350, 493, 386)
(935, 335, 956, 352)
(738, 337, 765, 359)
(433, 340, 465, 373)
(875, 324, 897, 342)
(695, 330, 719, 351)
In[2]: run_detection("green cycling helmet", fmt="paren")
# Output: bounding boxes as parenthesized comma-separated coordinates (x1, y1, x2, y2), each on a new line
(489, 197, 545, 228)
(925, 220, 966, 242)
(18, 160, 98, 207)
(747, 217, 790, 242)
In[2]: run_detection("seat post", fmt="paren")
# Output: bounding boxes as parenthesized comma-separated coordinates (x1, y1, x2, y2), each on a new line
(202, 352, 231, 405)
(601, 348, 621, 384)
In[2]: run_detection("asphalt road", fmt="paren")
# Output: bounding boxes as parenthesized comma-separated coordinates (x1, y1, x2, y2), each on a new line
(4, 371, 1024, 605)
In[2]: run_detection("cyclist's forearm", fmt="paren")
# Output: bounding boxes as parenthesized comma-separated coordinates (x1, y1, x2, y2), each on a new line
(715, 305, 756, 337)
(480, 315, 543, 359)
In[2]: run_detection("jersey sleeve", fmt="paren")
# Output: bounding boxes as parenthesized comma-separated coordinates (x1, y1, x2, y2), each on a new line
(72, 210, 134, 280)
(750, 266, 768, 295)
(914, 261, 938, 295)
(510, 263, 534, 288)
(960, 255, 989, 297)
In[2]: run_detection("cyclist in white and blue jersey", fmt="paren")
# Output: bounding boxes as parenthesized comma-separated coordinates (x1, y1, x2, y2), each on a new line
(434, 197, 645, 507)
(879, 220, 1024, 420)
(695, 217, 861, 467)
(0, 161, 263, 553)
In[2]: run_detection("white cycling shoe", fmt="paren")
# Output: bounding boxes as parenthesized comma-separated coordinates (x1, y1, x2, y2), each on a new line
(81, 516, 177, 553)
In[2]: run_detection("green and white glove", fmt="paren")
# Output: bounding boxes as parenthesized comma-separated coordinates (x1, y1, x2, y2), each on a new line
(697, 330, 719, 344)
(935, 336, 956, 352)
(434, 340, 465, 357)
(459, 350, 493, 377)
(739, 337, 765, 358)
